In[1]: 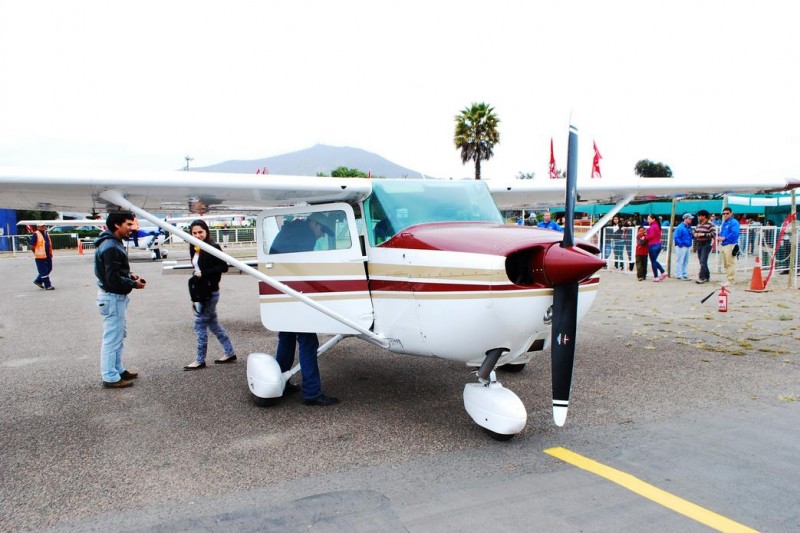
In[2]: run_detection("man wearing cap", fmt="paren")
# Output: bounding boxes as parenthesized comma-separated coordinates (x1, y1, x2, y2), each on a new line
(673, 213, 694, 280)
(30, 223, 55, 290)
(269, 212, 339, 406)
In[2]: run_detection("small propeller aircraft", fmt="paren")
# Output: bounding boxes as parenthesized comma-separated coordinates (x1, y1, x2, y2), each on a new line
(1, 124, 795, 438)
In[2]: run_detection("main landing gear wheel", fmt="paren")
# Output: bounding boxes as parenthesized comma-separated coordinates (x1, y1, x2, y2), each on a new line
(499, 363, 526, 373)
(252, 395, 280, 408)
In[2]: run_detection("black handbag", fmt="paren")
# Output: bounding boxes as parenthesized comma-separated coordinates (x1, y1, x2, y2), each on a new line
(188, 276, 213, 302)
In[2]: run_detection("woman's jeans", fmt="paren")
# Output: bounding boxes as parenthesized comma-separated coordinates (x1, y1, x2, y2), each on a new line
(193, 291, 234, 363)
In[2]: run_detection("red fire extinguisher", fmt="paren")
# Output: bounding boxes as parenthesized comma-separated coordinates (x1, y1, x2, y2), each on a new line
(718, 285, 729, 312)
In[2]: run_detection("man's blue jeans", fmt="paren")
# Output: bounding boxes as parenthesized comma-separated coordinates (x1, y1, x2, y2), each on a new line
(97, 290, 129, 383)
(275, 332, 321, 400)
(193, 291, 234, 363)
(674, 246, 691, 278)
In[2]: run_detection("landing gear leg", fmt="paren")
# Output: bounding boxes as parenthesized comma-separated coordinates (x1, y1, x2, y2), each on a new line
(463, 348, 527, 439)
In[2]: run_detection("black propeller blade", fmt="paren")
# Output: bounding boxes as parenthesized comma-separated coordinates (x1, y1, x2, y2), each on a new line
(551, 121, 580, 426)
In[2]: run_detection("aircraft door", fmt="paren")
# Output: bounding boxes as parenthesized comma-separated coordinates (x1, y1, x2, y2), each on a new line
(257, 204, 373, 334)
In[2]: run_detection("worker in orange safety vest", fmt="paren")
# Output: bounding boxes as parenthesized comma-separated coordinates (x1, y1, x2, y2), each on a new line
(30, 224, 55, 290)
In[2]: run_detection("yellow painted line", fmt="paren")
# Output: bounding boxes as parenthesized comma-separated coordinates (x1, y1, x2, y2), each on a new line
(543, 447, 759, 533)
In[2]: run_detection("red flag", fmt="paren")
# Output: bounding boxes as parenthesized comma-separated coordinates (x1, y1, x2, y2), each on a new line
(592, 141, 602, 179)
(549, 138, 558, 179)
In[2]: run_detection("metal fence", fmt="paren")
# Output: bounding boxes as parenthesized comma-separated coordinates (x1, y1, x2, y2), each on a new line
(0, 228, 257, 256)
(596, 225, 798, 288)
(0, 233, 84, 254)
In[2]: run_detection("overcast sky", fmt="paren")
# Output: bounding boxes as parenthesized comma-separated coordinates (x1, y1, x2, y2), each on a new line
(1, 0, 798, 181)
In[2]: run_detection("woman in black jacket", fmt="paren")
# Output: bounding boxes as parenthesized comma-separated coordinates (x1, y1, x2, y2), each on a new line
(184, 220, 237, 370)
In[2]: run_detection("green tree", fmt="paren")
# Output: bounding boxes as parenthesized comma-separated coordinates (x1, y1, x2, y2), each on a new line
(330, 166, 368, 178)
(634, 159, 673, 177)
(454, 102, 500, 180)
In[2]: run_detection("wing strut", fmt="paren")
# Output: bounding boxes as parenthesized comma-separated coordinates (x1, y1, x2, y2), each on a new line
(99, 190, 391, 349)
(581, 193, 636, 241)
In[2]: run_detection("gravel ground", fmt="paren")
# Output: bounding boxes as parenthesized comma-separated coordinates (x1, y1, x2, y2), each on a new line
(0, 248, 797, 531)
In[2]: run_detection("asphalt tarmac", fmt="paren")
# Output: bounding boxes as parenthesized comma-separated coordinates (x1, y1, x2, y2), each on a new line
(1, 249, 798, 532)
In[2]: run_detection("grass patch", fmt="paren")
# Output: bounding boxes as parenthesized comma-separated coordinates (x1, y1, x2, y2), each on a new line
(758, 347, 792, 355)
(779, 395, 798, 402)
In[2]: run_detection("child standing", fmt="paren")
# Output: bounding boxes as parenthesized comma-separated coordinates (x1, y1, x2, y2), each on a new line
(635, 225, 649, 281)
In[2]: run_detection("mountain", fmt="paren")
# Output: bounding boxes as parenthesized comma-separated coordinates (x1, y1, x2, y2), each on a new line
(193, 144, 423, 178)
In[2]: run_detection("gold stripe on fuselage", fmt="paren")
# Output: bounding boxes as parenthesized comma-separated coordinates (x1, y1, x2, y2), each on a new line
(259, 292, 372, 304)
(370, 282, 599, 300)
(367, 263, 509, 283)
(259, 262, 366, 277)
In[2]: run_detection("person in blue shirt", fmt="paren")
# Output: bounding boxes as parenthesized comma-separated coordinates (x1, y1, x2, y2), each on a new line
(716, 207, 741, 284)
(269, 212, 339, 407)
(672, 213, 694, 280)
(537, 211, 563, 232)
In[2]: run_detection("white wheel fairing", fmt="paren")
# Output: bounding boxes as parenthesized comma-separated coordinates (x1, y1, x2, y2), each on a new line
(463, 382, 527, 436)
(247, 352, 287, 399)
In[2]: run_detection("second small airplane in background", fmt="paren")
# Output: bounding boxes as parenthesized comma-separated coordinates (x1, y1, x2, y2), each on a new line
(18, 214, 244, 260)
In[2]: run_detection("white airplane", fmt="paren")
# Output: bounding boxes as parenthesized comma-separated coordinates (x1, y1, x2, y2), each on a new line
(1, 126, 795, 439)
(17, 213, 244, 260)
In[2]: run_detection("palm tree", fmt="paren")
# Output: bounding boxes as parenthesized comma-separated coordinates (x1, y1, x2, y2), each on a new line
(454, 102, 500, 180)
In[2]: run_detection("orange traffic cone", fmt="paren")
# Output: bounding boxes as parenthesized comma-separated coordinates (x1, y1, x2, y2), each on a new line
(77, 239, 83, 255)
(745, 256, 767, 292)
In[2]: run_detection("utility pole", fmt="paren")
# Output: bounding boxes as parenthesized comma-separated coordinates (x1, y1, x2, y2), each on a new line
(184, 156, 193, 171)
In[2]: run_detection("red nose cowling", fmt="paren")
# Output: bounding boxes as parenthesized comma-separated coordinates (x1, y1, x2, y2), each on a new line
(543, 244, 607, 286)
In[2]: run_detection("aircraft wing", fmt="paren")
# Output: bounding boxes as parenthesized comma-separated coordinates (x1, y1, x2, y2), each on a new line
(0, 168, 373, 213)
(486, 176, 798, 210)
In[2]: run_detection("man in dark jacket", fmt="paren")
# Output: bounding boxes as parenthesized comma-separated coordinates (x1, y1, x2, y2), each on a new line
(94, 212, 146, 388)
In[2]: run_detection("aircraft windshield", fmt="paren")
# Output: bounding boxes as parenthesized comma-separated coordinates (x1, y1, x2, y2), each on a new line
(364, 179, 503, 245)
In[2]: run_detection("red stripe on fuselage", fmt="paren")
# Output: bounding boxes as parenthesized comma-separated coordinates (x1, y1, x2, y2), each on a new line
(259, 279, 369, 296)
(258, 276, 599, 296)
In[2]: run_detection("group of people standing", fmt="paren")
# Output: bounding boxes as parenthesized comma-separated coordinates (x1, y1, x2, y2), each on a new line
(90, 211, 337, 406)
(614, 208, 741, 284)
